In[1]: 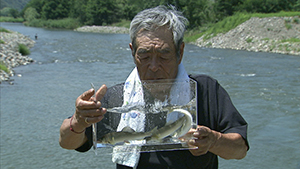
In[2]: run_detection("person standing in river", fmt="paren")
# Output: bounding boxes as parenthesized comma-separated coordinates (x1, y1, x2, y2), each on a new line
(59, 5, 249, 169)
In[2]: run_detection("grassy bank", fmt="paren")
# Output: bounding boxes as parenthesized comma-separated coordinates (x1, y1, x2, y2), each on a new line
(24, 18, 82, 29)
(0, 61, 9, 73)
(0, 16, 24, 22)
(0, 27, 10, 73)
(184, 11, 300, 43)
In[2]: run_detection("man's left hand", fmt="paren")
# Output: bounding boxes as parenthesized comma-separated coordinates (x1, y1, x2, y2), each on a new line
(187, 126, 221, 156)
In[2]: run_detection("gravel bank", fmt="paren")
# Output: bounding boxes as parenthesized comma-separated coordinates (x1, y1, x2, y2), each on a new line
(196, 16, 300, 55)
(74, 25, 129, 34)
(0, 29, 35, 83)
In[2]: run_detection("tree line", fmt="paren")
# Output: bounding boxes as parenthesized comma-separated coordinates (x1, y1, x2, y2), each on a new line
(3, 0, 300, 29)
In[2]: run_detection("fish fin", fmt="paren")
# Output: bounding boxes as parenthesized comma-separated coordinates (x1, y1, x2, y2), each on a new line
(150, 126, 158, 133)
(121, 126, 135, 133)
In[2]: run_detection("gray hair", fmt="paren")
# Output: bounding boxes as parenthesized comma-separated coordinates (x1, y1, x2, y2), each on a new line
(129, 5, 188, 59)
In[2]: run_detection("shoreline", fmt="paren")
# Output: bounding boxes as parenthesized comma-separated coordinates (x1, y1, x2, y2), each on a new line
(0, 29, 35, 83)
(195, 16, 300, 56)
(75, 16, 300, 56)
(74, 25, 129, 34)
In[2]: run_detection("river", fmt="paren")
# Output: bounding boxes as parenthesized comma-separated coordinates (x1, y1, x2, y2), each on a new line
(1, 22, 299, 169)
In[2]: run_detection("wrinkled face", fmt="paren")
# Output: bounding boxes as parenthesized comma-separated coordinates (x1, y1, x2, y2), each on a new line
(130, 26, 183, 81)
(129, 26, 184, 100)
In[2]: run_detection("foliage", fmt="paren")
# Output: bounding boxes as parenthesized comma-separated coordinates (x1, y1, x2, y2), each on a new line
(0, 27, 11, 33)
(18, 44, 30, 55)
(0, 61, 10, 73)
(239, 0, 298, 13)
(24, 7, 39, 22)
(0, 7, 20, 17)
(281, 38, 300, 43)
(111, 19, 131, 28)
(202, 13, 252, 40)
(0, 16, 24, 22)
(24, 18, 81, 29)
(41, 0, 70, 20)
(184, 11, 300, 43)
(19, 0, 300, 30)
(0, 0, 30, 11)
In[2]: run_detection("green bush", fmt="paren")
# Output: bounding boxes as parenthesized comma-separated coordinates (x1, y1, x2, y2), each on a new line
(25, 18, 82, 29)
(18, 44, 31, 56)
(0, 62, 9, 73)
(0, 27, 11, 33)
(184, 11, 300, 43)
(0, 16, 24, 22)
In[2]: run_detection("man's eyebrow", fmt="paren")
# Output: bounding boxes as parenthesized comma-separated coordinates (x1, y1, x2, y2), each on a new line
(157, 48, 171, 53)
(137, 48, 150, 54)
(137, 48, 171, 54)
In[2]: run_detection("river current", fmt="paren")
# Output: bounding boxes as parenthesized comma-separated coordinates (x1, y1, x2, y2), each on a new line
(1, 22, 300, 169)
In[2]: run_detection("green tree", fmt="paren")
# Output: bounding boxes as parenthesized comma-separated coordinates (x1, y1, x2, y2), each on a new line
(294, 0, 300, 11)
(0, 7, 12, 16)
(21, 0, 45, 17)
(84, 0, 120, 25)
(215, 0, 242, 16)
(8, 8, 19, 18)
(40, 0, 70, 20)
(69, 0, 88, 22)
(24, 7, 40, 22)
(181, 0, 216, 28)
(240, 0, 298, 13)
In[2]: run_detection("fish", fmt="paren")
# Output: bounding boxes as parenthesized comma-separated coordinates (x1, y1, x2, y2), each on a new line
(147, 108, 193, 141)
(100, 126, 158, 145)
(99, 108, 193, 145)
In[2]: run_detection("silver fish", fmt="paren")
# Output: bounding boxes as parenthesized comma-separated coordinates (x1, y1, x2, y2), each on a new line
(100, 126, 158, 145)
(100, 108, 193, 145)
(148, 108, 193, 141)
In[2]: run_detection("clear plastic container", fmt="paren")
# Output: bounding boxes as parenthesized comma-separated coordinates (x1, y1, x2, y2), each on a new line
(92, 79, 197, 154)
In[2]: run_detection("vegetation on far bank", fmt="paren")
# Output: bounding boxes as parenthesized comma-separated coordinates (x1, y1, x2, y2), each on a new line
(2, 0, 299, 29)
(0, 16, 24, 22)
(184, 11, 300, 43)
(23, 17, 81, 29)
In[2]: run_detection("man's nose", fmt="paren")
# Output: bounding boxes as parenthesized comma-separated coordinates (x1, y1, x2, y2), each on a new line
(149, 56, 159, 72)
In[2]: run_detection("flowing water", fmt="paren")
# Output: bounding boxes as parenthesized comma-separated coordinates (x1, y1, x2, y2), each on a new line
(1, 22, 299, 169)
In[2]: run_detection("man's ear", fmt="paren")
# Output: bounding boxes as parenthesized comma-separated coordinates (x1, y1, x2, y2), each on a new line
(129, 43, 137, 64)
(129, 43, 134, 57)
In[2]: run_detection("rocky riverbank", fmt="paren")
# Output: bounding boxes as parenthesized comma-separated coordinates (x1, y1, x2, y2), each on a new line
(0, 29, 35, 83)
(74, 25, 129, 34)
(195, 16, 300, 55)
(75, 17, 300, 56)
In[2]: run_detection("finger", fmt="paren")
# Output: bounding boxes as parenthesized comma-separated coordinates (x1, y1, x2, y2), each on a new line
(85, 115, 105, 124)
(77, 108, 107, 117)
(95, 84, 107, 101)
(193, 127, 210, 138)
(80, 88, 95, 101)
(76, 99, 101, 109)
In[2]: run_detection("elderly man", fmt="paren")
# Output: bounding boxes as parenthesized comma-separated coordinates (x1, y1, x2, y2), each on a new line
(59, 5, 249, 169)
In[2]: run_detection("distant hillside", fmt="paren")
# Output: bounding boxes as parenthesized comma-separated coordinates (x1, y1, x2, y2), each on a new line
(0, 0, 30, 11)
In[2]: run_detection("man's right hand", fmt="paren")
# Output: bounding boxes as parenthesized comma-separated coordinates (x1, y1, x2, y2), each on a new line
(59, 84, 107, 150)
(73, 84, 108, 131)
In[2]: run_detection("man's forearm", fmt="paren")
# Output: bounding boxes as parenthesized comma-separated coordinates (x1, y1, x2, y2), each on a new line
(59, 118, 88, 150)
(209, 132, 248, 159)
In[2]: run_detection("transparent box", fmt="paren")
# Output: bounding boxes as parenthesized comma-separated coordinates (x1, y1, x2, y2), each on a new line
(92, 79, 197, 153)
